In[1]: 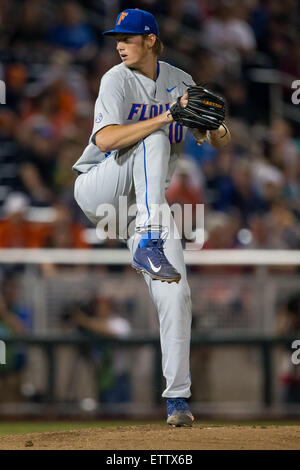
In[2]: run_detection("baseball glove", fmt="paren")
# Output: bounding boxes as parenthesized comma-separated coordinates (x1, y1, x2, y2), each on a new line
(169, 84, 226, 132)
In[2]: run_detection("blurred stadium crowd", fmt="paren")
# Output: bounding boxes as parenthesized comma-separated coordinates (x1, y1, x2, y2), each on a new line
(0, 0, 299, 252)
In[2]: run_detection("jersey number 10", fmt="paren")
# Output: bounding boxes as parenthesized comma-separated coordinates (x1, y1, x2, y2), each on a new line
(169, 123, 183, 144)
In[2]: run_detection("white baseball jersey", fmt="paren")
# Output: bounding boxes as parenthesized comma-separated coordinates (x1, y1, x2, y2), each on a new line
(72, 60, 194, 188)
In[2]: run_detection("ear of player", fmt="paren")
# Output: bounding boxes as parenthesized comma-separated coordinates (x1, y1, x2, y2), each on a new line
(170, 84, 226, 132)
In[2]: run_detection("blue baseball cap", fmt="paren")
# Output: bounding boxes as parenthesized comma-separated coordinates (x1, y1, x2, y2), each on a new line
(103, 9, 159, 36)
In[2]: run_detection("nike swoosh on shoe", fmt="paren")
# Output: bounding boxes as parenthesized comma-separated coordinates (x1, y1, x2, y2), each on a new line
(148, 258, 161, 273)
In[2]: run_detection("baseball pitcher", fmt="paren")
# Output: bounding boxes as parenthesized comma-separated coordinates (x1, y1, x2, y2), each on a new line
(73, 9, 231, 426)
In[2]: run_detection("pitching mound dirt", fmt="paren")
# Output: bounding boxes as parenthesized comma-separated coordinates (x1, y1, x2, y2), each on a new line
(0, 424, 300, 450)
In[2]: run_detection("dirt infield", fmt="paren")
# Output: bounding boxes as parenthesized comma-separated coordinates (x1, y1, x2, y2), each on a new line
(0, 424, 300, 450)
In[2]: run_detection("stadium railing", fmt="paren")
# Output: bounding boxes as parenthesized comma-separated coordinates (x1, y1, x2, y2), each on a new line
(1, 332, 298, 409)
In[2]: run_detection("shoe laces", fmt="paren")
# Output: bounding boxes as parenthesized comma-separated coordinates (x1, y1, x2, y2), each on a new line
(167, 398, 190, 415)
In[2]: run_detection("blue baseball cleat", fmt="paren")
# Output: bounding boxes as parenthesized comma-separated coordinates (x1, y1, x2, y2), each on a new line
(166, 398, 194, 427)
(132, 236, 181, 283)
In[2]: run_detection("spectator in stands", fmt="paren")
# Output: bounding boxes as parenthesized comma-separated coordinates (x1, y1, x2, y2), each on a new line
(0, 108, 23, 208)
(223, 79, 249, 121)
(87, 48, 120, 99)
(4, 63, 28, 113)
(47, 1, 97, 61)
(268, 202, 300, 249)
(9, 0, 52, 47)
(182, 127, 218, 169)
(0, 192, 48, 248)
(201, 0, 257, 73)
(203, 211, 239, 250)
(202, 147, 235, 212)
(39, 203, 89, 275)
(19, 87, 65, 140)
(166, 158, 203, 241)
(190, 50, 226, 87)
(0, 274, 32, 401)
(229, 159, 268, 224)
(265, 3, 296, 68)
(279, 39, 300, 101)
(247, 213, 287, 249)
(0, 274, 31, 333)
(282, 165, 300, 216)
(157, 0, 202, 57)
(269, 118, 299, 176)
(34, 49, 92, 127)
(44, 204, 89, 249)
(18, 140, 56, 206)
(193, 210, 243, 272)
(16, 89, 63, 205)
(166, 158, 203, 205)
(203, 147, 266, 223)
(54, 140, 81, 203)
(251, 132, 285, 211)
(72, 295, 132, 404)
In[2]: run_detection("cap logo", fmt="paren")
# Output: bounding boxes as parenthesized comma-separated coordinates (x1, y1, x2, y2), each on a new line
(144, 25, 150, 30)
(117, 12, 128, 25)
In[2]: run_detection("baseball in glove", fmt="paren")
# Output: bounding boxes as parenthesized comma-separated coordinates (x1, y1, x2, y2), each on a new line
(169, 84, 226, 133)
